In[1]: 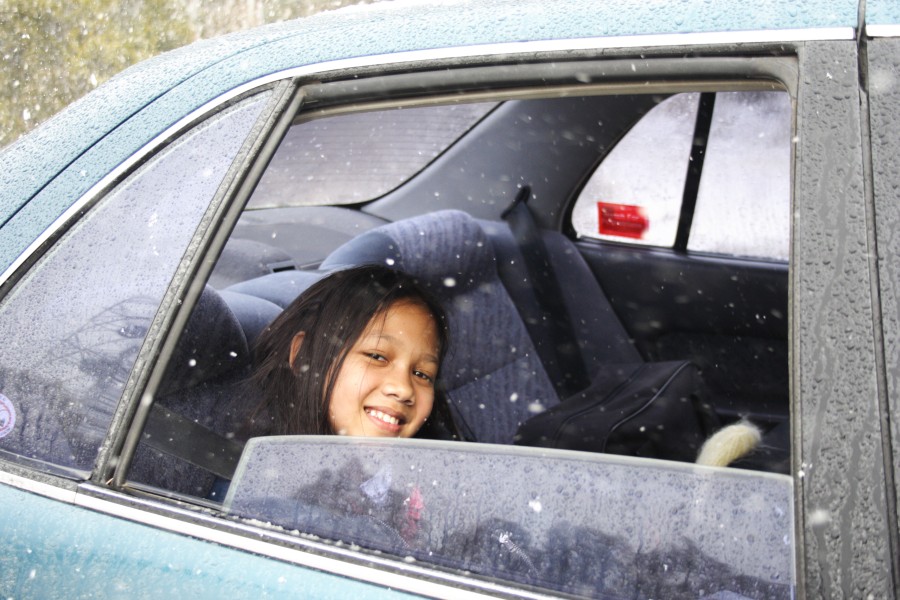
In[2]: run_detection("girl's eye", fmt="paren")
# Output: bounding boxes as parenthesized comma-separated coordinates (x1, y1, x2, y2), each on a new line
(414, 370, 435, 384)
(366, 352, 387, 362)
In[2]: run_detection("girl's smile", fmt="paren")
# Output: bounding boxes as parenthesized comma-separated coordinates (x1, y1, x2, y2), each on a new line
(328, 300, 439, 438)
(364, 407, 405, 431)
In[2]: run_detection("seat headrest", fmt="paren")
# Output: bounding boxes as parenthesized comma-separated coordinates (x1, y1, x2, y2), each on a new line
(224, 270, 326, 308)
(320, 210, 496, 293)
(160, 286, 250, 395)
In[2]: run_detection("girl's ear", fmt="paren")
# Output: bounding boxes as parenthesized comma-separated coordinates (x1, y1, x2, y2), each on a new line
(289, 332, 306, 369)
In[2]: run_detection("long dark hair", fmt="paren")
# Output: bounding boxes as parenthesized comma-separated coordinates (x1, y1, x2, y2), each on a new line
(251, 264, 457, 439)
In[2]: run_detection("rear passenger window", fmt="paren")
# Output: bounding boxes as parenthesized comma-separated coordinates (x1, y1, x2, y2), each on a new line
(572, 91, 791, 261)
(0, 94, 269, 476)
(249, 103, 496, 208)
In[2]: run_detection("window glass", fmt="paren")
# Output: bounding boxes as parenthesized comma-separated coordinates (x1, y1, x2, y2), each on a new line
(0, 93, 269, 474)
(571, 93, 698, 246)
(689, 91, 792, 260)
(227, 437, 795, 598)
(248, 102, 496, 208)
(572, 91, 791, 260)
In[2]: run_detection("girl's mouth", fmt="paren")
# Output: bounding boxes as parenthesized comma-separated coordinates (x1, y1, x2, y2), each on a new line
(365, 407, 406, 432)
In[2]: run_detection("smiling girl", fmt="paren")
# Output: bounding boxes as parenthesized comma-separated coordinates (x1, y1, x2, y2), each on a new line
(251, 264, 458, 440)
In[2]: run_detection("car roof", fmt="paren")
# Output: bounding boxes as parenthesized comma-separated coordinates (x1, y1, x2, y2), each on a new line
(869, 0, 900, 30)
(0, 0, 861, 271)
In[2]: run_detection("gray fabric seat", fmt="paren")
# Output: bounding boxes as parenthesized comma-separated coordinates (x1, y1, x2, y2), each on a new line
(478, 219, 642, 380)
(224, 270, 325, 309)
(321, 210, 559, 444)
(131, 285, 282, 496)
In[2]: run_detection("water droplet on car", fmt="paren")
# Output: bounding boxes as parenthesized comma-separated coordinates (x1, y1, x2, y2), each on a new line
(809, 508, 830, 526)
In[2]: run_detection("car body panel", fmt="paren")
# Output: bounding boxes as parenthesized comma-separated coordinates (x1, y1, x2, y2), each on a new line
(0, 480, 414, 599)
(868, 0, 900, 28)
(792, 40, 894, 597)
(867, 34, 900, 564)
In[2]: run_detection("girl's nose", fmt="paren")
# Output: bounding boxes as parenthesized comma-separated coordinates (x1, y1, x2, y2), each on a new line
(383, 370, 414, 404)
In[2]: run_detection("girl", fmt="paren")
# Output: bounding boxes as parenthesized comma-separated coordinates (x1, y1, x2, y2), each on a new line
(251, 264, 458, 440)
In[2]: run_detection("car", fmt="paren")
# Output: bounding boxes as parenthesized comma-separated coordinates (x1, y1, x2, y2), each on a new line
(1, 0, 898, 597)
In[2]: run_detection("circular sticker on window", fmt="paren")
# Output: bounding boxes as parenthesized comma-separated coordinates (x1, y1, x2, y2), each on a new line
(0, 394, 16, 438)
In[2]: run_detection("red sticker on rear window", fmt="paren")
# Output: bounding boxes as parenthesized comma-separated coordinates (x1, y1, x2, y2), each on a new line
(597, 202, 648, 239)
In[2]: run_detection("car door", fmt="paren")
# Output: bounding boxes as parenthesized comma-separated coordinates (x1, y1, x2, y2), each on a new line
(120, 56, 798, 599)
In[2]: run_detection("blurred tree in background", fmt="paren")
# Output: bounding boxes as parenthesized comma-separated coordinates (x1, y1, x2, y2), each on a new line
(0, 0, 377, 147)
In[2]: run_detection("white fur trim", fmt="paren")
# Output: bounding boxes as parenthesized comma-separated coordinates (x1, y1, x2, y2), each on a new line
(696, 421, 762, 467)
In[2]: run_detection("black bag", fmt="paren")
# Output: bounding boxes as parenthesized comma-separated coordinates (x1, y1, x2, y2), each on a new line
(514, 360, 720, 463)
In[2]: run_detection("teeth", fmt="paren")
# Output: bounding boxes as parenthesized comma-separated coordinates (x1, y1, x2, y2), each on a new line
(367, 409, 400, 426)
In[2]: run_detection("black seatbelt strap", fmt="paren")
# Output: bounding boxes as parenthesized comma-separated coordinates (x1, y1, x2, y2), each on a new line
(502, 186, 591, 397)
(143, 404, 244, 480)
(674, 92, 716, 252)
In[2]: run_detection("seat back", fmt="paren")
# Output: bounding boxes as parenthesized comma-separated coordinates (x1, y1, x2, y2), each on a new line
(130, 285, 282, 496)
(480, 220, 642, 375)
(321, 210, 558, 444)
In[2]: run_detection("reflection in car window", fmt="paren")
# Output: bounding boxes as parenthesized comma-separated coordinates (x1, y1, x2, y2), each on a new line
(227, 437, 795, 598)
(0, 93, 269, 474)
(248, 103, 496, 208)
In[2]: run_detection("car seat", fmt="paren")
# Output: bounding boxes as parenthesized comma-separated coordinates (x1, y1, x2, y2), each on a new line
(478, 218, 642, 385)
(129, 284, 282, 497)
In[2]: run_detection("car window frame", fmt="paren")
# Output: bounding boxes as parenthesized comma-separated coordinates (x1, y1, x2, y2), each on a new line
(791, 38, 894, 598)
(866, 34, 900, 576)
(118, 57, 802, 495)
(106, 52, 806, 596)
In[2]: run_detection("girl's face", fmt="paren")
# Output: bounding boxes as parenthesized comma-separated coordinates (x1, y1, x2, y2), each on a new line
(328, 300, 439, 438)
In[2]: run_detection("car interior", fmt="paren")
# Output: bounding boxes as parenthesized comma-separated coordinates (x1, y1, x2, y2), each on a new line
(127, 83, 791, 503)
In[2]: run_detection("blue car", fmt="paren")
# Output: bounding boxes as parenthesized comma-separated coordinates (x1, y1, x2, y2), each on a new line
(1, 0, 898, 597)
